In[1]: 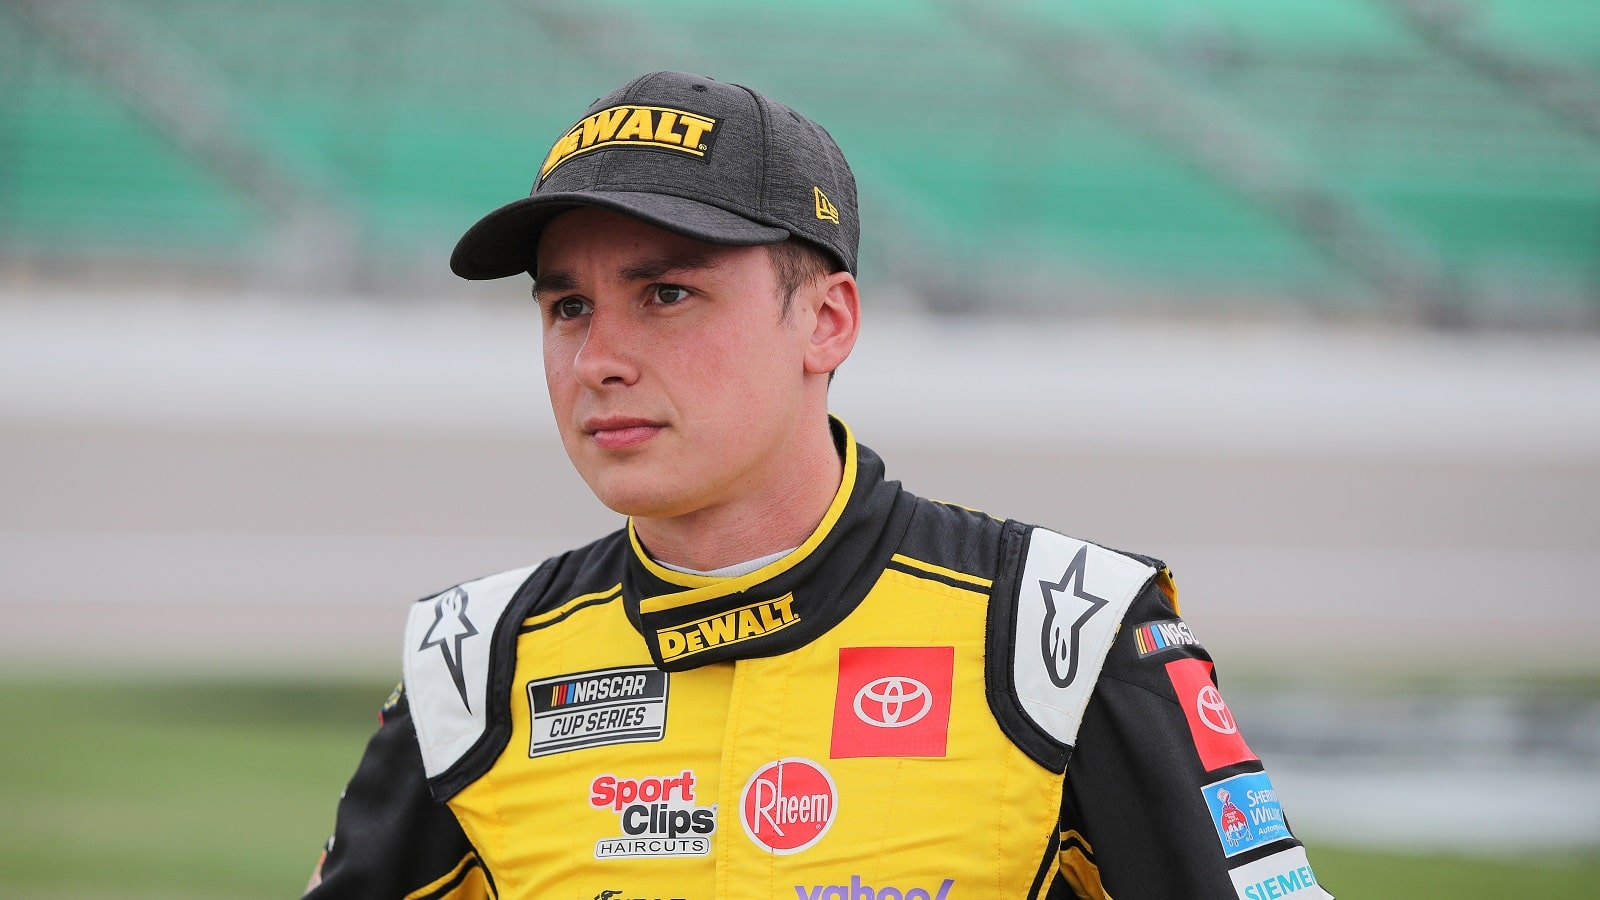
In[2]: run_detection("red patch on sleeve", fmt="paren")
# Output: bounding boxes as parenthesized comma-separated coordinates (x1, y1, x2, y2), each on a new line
(1165, 657, 1258, 771)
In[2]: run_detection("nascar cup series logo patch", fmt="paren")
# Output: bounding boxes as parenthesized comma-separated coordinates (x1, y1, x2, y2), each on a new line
(739, 758, 838, 855)
(526, 666, 669, 758)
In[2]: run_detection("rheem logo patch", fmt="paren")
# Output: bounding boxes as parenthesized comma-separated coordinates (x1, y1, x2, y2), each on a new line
(739, 758, 838, 855)
(831, 646, 953, 758)
(1165, 658, 1257, 771)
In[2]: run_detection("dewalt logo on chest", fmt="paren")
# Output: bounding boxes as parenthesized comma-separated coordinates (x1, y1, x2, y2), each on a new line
(540, 105, 719, 181)
(657, 594, 798, 662)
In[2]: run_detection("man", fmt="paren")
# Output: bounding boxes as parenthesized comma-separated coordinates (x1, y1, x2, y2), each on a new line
(306, 71, 1330, 900)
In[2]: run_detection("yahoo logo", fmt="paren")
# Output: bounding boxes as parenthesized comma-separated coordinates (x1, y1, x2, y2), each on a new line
(795, 876, 954, 900)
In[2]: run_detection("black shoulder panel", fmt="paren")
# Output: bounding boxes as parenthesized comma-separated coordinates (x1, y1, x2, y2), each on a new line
(419, 530, 630, 801)
(892, 493, 1005, 578)
(985, 522, 1159, 774)
(985, 519, 1072, 772)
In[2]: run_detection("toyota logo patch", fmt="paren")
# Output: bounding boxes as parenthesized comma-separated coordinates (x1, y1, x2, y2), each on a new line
(853, 676, 933, 728)
(1165, 657, 1258, 771)
(1195, 684, 1239, 735)
(830, 647, 954, 759)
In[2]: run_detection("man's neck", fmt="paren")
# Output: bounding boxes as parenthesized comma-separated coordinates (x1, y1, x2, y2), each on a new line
(631, 420, 844, 573)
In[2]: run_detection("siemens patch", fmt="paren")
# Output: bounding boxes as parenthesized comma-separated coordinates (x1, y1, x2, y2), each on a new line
(657, 594, 799, 663)
(1228, 846, 1333, 900)
(527, 665, 668, 758)
(540, 105, 719, 181)
(1203, 771, 1294, 857)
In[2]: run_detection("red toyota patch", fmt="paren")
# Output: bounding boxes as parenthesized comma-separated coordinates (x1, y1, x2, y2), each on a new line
(1165, 657, 1258, 771)
(739, 758, 838, 855)
(830, 646, 954, 759)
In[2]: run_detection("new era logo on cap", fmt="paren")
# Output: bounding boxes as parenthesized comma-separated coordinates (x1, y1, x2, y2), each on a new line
(814, 187, 839, 224)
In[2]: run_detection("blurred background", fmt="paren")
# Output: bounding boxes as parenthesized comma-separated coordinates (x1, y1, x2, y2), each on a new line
(1, 0, 1597, 897)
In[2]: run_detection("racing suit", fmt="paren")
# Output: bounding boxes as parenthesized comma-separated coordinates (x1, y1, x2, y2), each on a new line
(305, 419, 1330, 900)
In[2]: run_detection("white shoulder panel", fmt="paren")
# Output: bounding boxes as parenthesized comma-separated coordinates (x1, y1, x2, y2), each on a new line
(1011, 529, 1154, 747)
(403, 565, 537, 779)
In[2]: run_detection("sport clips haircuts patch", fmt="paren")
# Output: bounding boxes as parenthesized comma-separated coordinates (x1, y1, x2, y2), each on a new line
(540, 105, 720, 182)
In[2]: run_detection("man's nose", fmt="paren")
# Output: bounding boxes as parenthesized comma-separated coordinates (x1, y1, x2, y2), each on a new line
(573, 307, 640, 388)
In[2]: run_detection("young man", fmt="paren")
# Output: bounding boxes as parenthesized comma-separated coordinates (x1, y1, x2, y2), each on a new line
(306, 71, 1330, 900)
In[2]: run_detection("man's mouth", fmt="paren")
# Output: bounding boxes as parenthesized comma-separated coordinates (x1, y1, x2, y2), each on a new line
(585, 417, 664, 450)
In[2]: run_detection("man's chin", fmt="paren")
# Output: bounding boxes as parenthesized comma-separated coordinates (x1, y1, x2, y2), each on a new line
(583, 475, 693, 521)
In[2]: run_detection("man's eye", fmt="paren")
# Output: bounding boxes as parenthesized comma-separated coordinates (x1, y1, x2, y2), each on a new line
(554, 297, 589, 319)
(654, 285, 690, 305)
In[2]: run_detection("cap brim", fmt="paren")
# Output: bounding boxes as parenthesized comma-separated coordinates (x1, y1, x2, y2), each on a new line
(450, 191, 792, 280)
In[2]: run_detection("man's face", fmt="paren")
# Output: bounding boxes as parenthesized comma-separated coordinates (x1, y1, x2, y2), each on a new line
(536, 207, 819, 522)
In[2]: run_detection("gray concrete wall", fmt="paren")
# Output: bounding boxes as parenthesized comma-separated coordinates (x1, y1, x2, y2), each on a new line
(3, 288, 1597, 680)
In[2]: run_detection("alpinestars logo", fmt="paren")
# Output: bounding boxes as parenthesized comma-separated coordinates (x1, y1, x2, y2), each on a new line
(418, 588, 477, 710)
(1038, 545, 1108, 688)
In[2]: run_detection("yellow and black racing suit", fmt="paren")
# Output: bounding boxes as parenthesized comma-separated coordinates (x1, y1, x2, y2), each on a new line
(305, 420, 1330, 900)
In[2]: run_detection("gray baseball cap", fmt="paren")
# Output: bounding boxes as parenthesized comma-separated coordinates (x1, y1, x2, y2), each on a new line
(450, 70, 859, 279)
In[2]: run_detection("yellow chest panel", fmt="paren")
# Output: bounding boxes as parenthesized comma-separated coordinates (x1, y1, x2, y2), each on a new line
(448, 570, 1063, 900)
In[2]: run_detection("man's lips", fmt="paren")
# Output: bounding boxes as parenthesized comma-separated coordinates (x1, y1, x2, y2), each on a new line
(584, 418, 664, 450)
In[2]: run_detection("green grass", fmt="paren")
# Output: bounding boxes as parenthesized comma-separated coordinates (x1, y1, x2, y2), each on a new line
(0, 679, 1595, 899)
(0, 679, 388, 899)
(1307, 845, 1598, 897)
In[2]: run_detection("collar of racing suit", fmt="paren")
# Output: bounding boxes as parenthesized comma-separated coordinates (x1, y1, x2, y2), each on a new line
(621, 416, 917, 671)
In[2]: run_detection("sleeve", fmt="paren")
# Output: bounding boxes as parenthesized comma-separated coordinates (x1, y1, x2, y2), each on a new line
(303, 683, 495, 900)
(1052, 573, 1333, 900)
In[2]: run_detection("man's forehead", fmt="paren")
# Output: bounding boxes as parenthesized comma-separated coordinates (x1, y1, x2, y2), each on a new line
(535, 207, 765, 281)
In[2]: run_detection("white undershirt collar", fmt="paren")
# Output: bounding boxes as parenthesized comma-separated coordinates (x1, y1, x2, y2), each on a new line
(654, 547, 796, 578)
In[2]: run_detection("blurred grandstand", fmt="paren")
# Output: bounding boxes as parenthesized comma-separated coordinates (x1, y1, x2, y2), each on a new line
(2, 0, 1598, 325)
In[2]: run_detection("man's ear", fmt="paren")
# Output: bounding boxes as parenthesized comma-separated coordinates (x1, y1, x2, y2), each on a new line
(803, 271, 860, 376)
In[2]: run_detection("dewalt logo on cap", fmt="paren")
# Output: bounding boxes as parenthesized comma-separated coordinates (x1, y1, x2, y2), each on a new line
(657, 594, 799, 663)
(540, 105, 719, 182)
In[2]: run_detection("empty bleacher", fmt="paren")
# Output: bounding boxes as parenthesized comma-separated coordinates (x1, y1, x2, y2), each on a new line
(1, 0, 1596, 322)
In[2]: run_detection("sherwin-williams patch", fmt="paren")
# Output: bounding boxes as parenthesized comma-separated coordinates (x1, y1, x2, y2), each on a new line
(539, 104, 719, 181)
(527, 665, 668, 758)
(1228, 846, 1332, 900)
(1203, 771, 1293, 857)
(1133, 618, 1201, 657)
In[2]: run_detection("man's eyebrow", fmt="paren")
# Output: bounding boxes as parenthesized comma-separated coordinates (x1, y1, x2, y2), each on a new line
(618, 251, 718, 283)
(533, 252, 719, 299)
(533, 269, 578, 297)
